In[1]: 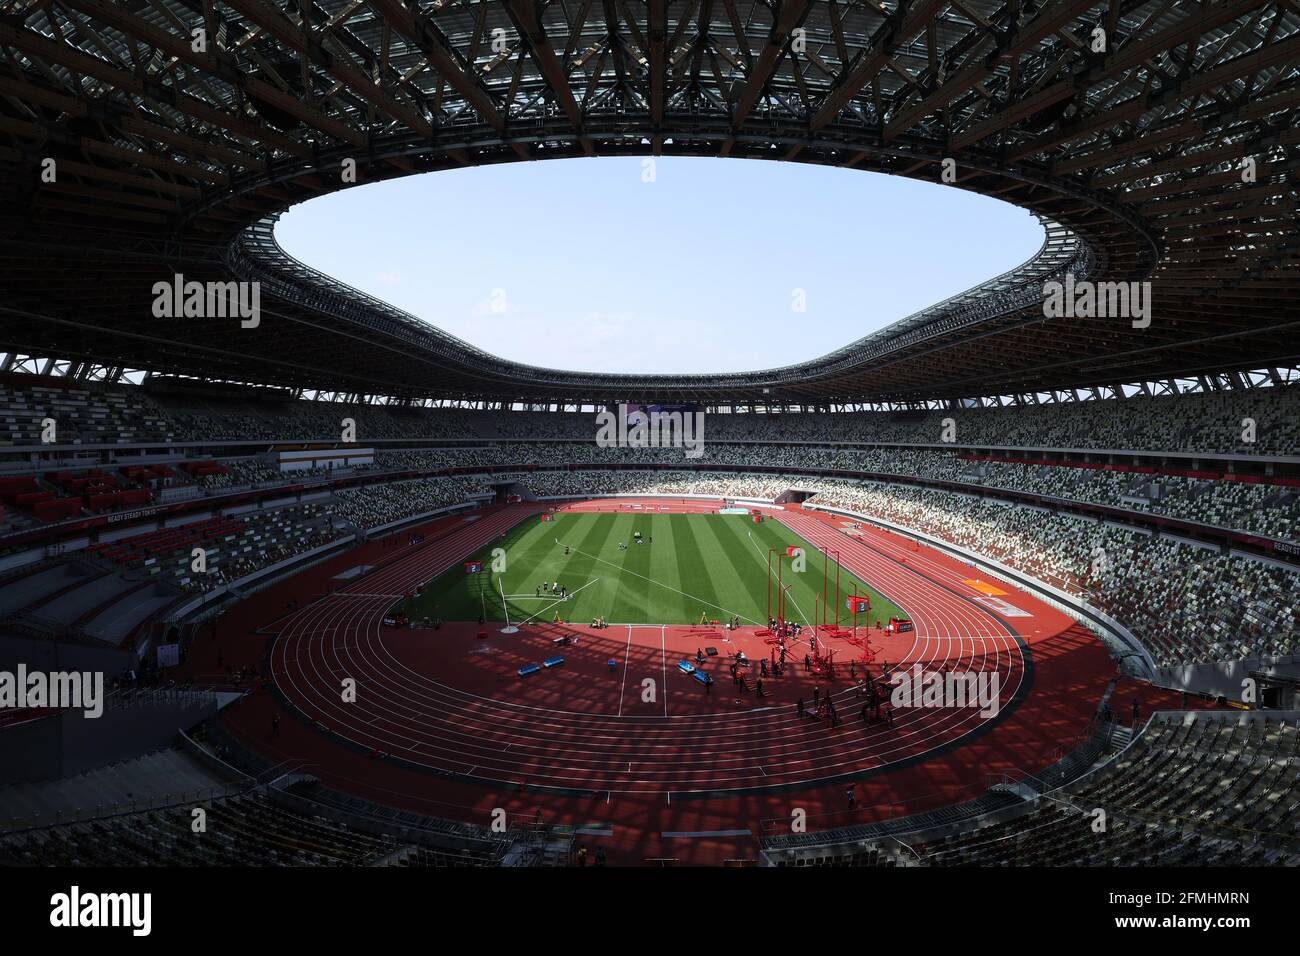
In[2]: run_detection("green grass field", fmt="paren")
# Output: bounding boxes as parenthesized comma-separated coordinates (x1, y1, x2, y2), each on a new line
(400, 512, 906, 627)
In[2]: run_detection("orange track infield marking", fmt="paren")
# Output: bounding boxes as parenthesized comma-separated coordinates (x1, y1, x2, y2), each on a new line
(963, 579, 1007, 596)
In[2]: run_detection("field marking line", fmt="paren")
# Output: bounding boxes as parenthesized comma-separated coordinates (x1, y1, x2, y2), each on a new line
(660, 624, 668, 718)
(617, 625, 634, 717)
(513, 578, 600, 627)
(565, 543, 762, 626)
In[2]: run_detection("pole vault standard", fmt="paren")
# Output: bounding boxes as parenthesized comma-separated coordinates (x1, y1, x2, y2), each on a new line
(499, 576, 518, 634)
(778, 557, 785, 632)
(767, 548, 779, 625)
(835, 550, 841, 630)
(820, 546, 842, 630)
(766, 547, 792, 633)
(852, 582, 859, 644)
(822, 547, 828, 630)
(767, 548, 773, 623)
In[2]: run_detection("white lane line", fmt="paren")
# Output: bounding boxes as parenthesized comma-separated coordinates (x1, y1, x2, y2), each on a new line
(661, 624, 669, 718)
(616, 625, 634, 717)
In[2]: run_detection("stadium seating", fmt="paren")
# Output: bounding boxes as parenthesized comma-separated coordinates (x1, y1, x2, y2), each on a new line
(0, 792, 400, 866)
(87, 504, 341, 591)
(913, 712, 1298, 866)
(0, 381, 175, 445)
(808, 481, 1299, 666)
(4, 378, 1295, 455)
(328, 477, 480, 530)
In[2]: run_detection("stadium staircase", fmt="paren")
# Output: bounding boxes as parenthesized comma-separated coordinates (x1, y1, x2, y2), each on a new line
(500, 821, 575, 867)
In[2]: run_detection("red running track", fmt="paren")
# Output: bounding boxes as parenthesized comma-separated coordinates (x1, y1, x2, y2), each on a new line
(270, 501, 1032, 796)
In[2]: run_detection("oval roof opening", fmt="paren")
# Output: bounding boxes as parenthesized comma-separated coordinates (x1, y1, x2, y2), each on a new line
(276, 156, 1045, 375)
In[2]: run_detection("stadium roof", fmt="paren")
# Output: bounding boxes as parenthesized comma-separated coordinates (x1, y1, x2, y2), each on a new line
(0, 0, 1297, 405)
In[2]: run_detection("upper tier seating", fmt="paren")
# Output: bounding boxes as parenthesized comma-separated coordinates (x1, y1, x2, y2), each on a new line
(0, 378, 1279, 454)
(328, 476, 479, 530)
(0, 382, 175, 445)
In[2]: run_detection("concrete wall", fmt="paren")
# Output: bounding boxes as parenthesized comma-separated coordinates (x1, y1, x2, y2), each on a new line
(0, 633, 137, 676)
(1152, 655, 1300, 701)
(0, 693, 217, 784)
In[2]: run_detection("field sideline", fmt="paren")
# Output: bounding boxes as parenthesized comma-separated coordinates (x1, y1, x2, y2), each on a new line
(399, 511, 905, 626)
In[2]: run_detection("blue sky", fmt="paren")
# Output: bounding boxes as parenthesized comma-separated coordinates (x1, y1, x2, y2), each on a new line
(276, 156, 1043, 375)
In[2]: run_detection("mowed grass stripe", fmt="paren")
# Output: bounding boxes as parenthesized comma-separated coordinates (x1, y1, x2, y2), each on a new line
(662, 514, 721, 623)
(486, 516, 556, 621)
(605, 513, 645, 622)
(553, 512, 642, 623)
(568, 514, 695, 623)
(644, 515, 689, 622)
(621, 512, 694, 623)
(439, 517, 541, 619)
